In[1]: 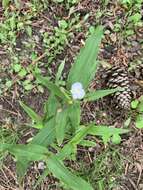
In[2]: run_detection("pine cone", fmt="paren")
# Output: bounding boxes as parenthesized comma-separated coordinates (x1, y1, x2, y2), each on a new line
(103, 66, 132, 110)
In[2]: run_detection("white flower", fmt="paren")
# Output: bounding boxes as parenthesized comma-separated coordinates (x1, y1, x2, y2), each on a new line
(70, 82, 85, 100)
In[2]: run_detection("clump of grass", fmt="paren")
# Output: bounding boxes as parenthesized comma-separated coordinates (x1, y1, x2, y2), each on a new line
(79, 148, 124, 190)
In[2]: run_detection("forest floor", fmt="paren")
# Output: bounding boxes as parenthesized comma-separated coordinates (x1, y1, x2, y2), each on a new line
(0, 1, 143, 190)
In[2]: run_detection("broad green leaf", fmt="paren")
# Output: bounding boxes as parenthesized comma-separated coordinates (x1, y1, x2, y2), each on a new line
(135, 114, 143, 129)
(68, 102, 81, 130)
(88, 125, 129, 144)
(12, 145, 47, 183)
(35, 74, 70, 101)
(47, 155, 93, 190)
(44, 94, 59, 117)
(19, 101, 43, 126)
(0, 143, 12, 152)
(55, 108, 68, 145)
(9, 144, 48, 161)
(31, 118, 56, 146)
(67, 26, 103, 89)
(85, 88, 123, 102)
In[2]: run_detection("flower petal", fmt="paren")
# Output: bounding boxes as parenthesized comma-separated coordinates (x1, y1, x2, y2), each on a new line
(71, 82, 83, 90)
(70, 82, 85, 100)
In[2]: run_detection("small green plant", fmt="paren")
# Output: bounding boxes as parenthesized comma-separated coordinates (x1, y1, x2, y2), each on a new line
(131, 96, 143, 129)
(0, 26, 129, 190)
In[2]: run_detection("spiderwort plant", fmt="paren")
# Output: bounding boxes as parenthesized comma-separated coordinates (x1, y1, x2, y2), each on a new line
(0, 26, 129, 190)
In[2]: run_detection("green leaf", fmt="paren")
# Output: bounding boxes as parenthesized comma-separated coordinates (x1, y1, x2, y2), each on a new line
(130, 13, 142, 23)
(58, 20, 68, 29)
(55, 108, 68, 145)
(135, 114, 143, 129)
(67, 26, 103, 89)
(44, 94, 59, 117)
(24, 84, 33, 91)
(55, 59, 65, 85)
(79, 140, 96, 147)
(13, 64, 21, 72)
(85, 88, 123, 101)
(58, 125, 93, 160)
(18, 68, 27, 77)
(31, 118, 56, 146)
(16, 118, 56, 182)
(131, 99, 139, 109)
(68, 102, 81, 130)
(16, 159, 29, 184)
(0, 143, 12, 152)
(12, 144, 48, 161)
(88, 125, 129, 144)
(5, 144, 49, 183)
(35, 74, 70, 102)
(47, 155, 93, 190)
(0, 144, 48, 161)
(19, 101, 43, 125)
(111, 134, 121, 144)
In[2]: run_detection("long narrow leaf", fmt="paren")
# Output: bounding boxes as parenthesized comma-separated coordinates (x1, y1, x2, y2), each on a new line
(55, 108, 68, 145)
(9, 144, 48, 161)
(68, 102, 81, 131)
(85, 88, 123, 102)
(31, 118, 56, 146)
(35, 74, 69, 101)
(16, 159, 29, 184)
(55, 59, 65, 85)
(89, 125, 129, 136)
(17, 118, 56, 181)
(67, 26, 103, 89)
(19, 101, 42, 124)
(57, 125, 93, 160)
(47, 155, 93, 190)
